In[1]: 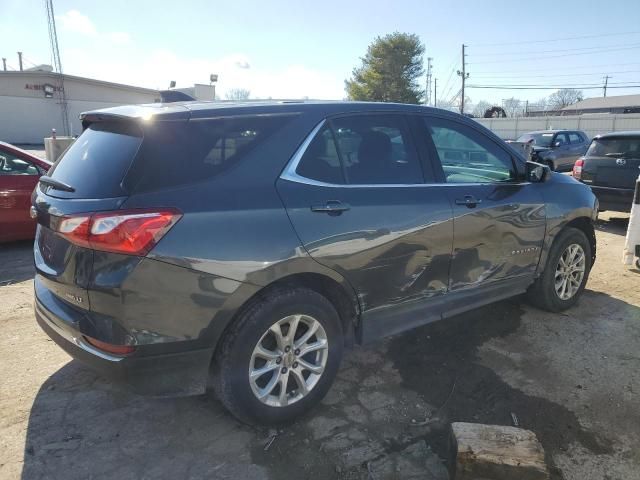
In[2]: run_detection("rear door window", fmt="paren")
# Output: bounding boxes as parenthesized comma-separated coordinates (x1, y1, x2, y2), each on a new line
(295, 114, 424, 185)
(569, 132, 584, 144)
(330, 115, 423, 185)
(46, 122, 142, 198)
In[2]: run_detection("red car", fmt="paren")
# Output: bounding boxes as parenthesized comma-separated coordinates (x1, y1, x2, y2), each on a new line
(0, 142, 52, 242)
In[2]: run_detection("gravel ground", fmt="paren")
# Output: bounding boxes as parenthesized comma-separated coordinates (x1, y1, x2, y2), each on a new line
(0, 212, 638, 480)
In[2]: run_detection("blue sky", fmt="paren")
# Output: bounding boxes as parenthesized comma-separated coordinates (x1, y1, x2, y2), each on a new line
(1, 0, 639, 108)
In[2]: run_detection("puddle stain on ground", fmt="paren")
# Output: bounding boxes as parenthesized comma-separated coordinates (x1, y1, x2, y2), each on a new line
(250, 299, 613, 480)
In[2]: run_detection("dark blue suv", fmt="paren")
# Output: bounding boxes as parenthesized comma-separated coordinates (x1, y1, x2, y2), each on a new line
(33, 101, 597, 424)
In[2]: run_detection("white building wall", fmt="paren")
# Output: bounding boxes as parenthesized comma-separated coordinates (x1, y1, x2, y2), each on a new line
(475, 114, 640, 140)
(0, 72, 159, 144)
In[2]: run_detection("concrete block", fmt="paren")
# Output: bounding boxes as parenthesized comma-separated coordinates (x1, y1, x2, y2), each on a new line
(452, 422, 548, 480)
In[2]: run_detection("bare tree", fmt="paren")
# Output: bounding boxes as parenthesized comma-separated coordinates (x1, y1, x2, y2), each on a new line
(472, 101, 491, 118)
(225, 88, 251, 100)
(502, 97, 523, 117)
(548, 89, 584, 110)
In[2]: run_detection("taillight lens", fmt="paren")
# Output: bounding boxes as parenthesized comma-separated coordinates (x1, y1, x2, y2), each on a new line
(83, 336, 136, 355)
(56, 208, 182, 255)
(573, 158, 584, 179)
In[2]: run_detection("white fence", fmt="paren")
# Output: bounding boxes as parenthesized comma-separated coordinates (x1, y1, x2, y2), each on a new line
(475, 113, 640, 140)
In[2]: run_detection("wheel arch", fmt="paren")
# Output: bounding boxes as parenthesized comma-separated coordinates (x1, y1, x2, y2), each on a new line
(211, 272, 360, 363)
(538, 215, 596, 276)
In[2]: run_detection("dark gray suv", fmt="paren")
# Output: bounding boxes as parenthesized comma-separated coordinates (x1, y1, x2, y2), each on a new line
(33, 102, 597, 424)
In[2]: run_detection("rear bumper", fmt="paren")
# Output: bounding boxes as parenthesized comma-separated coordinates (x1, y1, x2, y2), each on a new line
(590, 185, 633, 213)
(35, 288, 213, 397)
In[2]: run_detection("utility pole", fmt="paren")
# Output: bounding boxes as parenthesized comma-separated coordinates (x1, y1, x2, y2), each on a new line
(2, 58, 6, 71)
(457, 44, 469, 114)
(425, 57, 433, 105)
(434, 78, 437, 107)
(17, 51, 23, 71)
(603, 75, 610, 97)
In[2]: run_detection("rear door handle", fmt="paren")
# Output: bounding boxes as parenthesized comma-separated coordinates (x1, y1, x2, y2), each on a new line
(311, 200, 350, 215)
(455, 195, 481, 208)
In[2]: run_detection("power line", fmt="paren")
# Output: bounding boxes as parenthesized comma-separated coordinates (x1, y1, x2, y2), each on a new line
(469, 44, 640, 64)
(470, 41, 640, 57)
(468, 85, 640, 90)
(472, 62, 640, 74)
(471, 70, 640, 79)
(471, 30, 640, 47)
(469, 80, 639, 88)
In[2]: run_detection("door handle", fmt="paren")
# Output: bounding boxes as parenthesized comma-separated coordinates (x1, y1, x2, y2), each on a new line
(311, 200, 350, 215)
(455, 195, 481, 208)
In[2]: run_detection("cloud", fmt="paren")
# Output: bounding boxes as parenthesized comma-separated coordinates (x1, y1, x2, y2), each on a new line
(60, 48, 344, 99)
(105, 32, 131, 45)
(56, 10, 97, 36)
(57, 10, 130, 45)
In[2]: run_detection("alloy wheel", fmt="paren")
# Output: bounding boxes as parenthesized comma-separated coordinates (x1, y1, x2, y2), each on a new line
(554, 243, 586, 300)
(249, 314, 328, 407)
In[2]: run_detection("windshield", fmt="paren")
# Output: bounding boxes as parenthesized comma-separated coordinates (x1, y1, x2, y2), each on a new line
(516, 133, 555, 147)
(586, 137, 640, 158)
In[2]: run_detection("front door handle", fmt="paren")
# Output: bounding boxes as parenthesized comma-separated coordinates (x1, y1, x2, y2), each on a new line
(455, 195, 481, 208)
(311, 200, 350, 215)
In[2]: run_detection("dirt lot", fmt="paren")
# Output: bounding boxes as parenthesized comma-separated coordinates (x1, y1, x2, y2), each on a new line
(0, 213, 638, 480)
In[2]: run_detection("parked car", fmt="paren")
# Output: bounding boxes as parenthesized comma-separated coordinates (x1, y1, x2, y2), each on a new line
(33, 102, 597, 424)
(0, 142, 51, 242)
(573, 131, 640, 212)
(517, 130, 589, 171)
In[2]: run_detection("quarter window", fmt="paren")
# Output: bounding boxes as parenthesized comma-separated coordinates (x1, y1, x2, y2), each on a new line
(424, 118, 516, 183)
(296, 126, 344, 184)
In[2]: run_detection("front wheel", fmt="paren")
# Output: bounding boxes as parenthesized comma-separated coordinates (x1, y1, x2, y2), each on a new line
(528, 227, 592, 312)
(212, 287, 343, 425)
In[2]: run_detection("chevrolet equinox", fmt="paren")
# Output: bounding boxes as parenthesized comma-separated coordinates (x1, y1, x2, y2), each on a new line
(33, 101, 597, 424)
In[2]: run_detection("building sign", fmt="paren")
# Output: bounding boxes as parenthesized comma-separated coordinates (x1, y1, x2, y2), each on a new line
(25, 83, 61, 98)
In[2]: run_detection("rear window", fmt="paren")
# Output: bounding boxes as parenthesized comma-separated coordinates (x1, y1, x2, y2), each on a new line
(47, 122, 142, 198)
(46, 115, 294, 198)
(586, 137, 640, 158)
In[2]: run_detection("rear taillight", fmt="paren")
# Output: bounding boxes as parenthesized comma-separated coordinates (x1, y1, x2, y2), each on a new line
(573, 158, 584, 180)
(56, 208, 182, 255)
(83, 335, 136, 355)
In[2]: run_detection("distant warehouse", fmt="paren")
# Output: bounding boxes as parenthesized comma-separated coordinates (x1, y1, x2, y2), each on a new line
(0, 66, 160, 143)
(560, 94, 640, 115)
(0, 66, 217, 144)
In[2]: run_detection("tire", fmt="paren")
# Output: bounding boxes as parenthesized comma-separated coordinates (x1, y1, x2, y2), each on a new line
(211, 287, 343, 425)
(528, 227, 592, 312)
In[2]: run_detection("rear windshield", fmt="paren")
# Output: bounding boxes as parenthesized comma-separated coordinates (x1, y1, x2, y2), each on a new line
(46, 114, 294, 198)
(586, 137, 640, 158)
(47, 122, 142, 198)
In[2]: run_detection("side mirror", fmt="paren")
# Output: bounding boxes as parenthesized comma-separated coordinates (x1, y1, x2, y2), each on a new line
(554, 141, 563, 148)
(526, 161, 549, 183)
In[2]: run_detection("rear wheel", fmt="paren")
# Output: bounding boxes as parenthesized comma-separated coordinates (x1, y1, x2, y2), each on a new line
(528, 227, 592, 312)
(212, 287, 343, 425)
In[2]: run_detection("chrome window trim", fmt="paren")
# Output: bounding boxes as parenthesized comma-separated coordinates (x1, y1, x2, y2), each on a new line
(279, 119, 531, 189)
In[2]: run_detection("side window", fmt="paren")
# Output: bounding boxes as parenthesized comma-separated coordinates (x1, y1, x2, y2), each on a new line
(424, 118, 516, 183)
(0, 153, 39, 176)
(296, 126, 344, 184)
(554, 133, 569, 146)
(569, 132, 583, 144)
(330, 115, 423, 185)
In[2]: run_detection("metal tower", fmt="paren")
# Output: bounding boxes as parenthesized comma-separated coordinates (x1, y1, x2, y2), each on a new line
(45, 0, 70, 136)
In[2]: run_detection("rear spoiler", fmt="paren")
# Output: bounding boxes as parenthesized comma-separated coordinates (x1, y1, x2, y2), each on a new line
(80, 104, 191, 130)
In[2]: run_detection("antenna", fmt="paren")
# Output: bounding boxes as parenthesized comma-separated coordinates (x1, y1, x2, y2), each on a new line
(45, 0, 71, 136)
